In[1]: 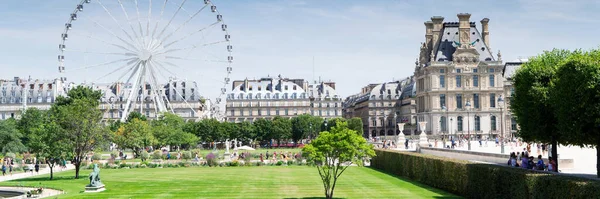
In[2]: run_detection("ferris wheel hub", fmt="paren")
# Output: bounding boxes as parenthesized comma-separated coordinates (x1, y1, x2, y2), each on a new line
(138, 48, 152, 61)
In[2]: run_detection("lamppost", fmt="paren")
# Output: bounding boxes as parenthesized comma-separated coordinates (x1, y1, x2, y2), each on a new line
(498, 95, 505, 154)
(394, 113, 398, 143)
(309, 123, 313, 141)
(383, 113, 387, 142)
(465, 101, 472, 150)
(324, 118, 328, 131)
(442, 105, 447, 147)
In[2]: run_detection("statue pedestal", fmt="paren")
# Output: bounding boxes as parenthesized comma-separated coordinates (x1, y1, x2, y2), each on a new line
(419, 133, 428, 145)
(223, 152, 231, 162)
(396, 134, 405, 148)
(85, 185, 105, 193)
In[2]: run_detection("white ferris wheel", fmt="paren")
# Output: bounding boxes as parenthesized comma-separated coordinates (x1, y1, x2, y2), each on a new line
(58, 0, 233, 121)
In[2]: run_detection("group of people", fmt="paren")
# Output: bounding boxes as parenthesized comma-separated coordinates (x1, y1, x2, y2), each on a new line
(1, 157, 44, 176)
(259, 151, 301, 163)
(507, 148, 557, 172)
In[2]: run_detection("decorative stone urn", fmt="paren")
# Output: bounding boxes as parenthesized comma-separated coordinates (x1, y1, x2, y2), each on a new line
(396, 123, 405, 148)
(418, 122, 428, 145)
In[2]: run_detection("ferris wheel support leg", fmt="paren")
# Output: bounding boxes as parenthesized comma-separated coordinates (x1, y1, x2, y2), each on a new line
(120, 62, 143, 122)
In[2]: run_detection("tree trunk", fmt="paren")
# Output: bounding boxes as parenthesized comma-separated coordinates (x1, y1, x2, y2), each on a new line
(74, 160, 81, 179)
(49, 164, 54, 180)
(597, 145, 600, 178)
(551, 139, 558, 172)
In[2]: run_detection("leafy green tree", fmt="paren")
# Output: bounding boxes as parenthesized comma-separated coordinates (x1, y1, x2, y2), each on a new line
(323, 118, 345, 132)
(238, 121, 256, 145)
(307, 116, 323, 140)
(253, 118, 273, 147)
(151, 112, 198, 150)
(126, 111, 147, 122)
(302, 122, 376, 199)
(347, 117, 364, 136)
(551, 49, 600, 177)
(512, 49, 572, 169)
(292, 114, 313, 146)
(20, 108, 70, 180)
(52, 86, 108, 179)
(0, 118, 26, 154)
(113, 118, 155, 157)
(272, 116, 292, 146)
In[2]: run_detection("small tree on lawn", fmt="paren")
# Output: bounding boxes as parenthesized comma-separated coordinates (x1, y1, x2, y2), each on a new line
(302, 122, 375, 199)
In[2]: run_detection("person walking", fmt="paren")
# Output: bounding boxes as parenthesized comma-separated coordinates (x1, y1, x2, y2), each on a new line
(1, 164, 5, 176)
(34, 162, 40, 174)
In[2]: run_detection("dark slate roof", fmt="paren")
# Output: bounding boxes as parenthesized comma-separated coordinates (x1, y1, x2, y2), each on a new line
(400, 81, 416, 100)
(435, 22, 494, 62)
(503, 61, 526, 79)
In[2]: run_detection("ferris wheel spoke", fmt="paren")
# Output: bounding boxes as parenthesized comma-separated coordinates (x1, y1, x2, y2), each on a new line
(87, 17, 139, 52)
(151, 60, 178, 77)
(116, 0, 142, 43)
(160, 21, 220, 49)
(151, 0, 169, 39)
(65, 49, 135, 57)
(159, 39, 226, 55)
(70, 57, 137, 72)
(160, 4, 209, 44)
(95, 60, 140, 83)
(134, 0, 145, 40)
(71, 32, 137, 53)
(97, 0, 136, 43)
(148, 62, 174, 113)
(156, 0, 188, 40)
(146, 0, 152, 37)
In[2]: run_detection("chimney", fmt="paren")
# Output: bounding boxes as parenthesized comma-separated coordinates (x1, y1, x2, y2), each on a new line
(457, 13, 471, 48)
(424, 21, 434, 61)
(480, 18, 490, 49)
(430, 16, 444, 56)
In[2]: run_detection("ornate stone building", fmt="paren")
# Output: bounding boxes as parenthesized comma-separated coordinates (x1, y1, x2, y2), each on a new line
(502, 59, 527, 140)
(414, 13, 505, 140)
(0, 77, 65, 120)
(342, 77, 416, 139)
(225, 76, 342, 122)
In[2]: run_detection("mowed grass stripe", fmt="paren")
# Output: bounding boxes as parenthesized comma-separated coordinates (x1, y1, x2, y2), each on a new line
(0, 166, 460, 198)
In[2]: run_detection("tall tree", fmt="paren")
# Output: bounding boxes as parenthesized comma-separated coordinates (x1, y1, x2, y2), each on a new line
(0, 118, 27, 154)
(303, 122, 375, 199)
(512, 49, 572, 170)
(291, 114, 312, 146)
(238, 121, 256, 145)
(126, 111, 147, 122)
(151, 112, 197, 150)
(113, 118, 155, 157)
(323, 118, 345, 132)
(253, 118, 273, 147)
(20, 108, 70, 180)
(272, 116, 292, 146)
(551, 49, 600, 177)
(52, 86, 108, 179)
(347, 117, 364, 136)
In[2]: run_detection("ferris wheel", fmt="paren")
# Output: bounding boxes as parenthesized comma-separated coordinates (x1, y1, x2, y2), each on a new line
(58, 0, 233, 121)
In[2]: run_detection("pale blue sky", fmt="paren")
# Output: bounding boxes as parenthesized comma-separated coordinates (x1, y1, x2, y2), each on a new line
(1, 0, 599, 98)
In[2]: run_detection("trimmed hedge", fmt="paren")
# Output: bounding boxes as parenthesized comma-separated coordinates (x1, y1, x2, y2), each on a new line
(371, 149, 600, 199)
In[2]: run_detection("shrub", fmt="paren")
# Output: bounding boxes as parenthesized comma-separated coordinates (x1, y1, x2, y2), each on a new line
(119, 163, 128, 168)
(206, 153, 217, 167)
(276, 160, 284, 166)
(169, 152, 178, 159)
(230, 160, 240, 167)
(287, 160, 294, 165)
(151, 150, 162, 160)
(182, 151, 192, 160)
(91, 153, 102, 161)
(140, 151, 149, 161)
(111, 150, 119, 159)
(5, 152, 15, 159)
(191, 149, 201, 157)
(370, 149, 600, 198)
(243, 152, 252, 163)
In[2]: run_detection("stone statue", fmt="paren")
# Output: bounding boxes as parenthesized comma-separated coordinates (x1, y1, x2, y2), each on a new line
(225, 139, 230, 154)
(87, 164, 103, 188)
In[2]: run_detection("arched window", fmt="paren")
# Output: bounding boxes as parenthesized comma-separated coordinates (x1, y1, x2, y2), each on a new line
(475, 116, 481, 131)
(457, 116, 463, 131)
(491, 115, 497, 131)
(440, 116, 447, 131)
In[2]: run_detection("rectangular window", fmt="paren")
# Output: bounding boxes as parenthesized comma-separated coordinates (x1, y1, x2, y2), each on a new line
(473, 75, 479, 87)
(456, 69, 461, 73)
(440, 75, 445, 88)
(230, 110, 234, 116)
(249, 109, 253, 116)
(490, 93, 496, 108)
(473, 93, 480, 108)
(319, 110, 322, 116)
(240, 110, 244, 116)
(489, 75, 495, 87)
(276, 109, 280, 115)
(511, 117, 517, 130)
(489, 68, 495, 73)
(439, 69, 445, 73)
(456, 75, 462, 87)
(285, 109, 289, 116)
(456, 94, 462, 109)
(267, 108, 271, 116)
(439, 94, 446, 107)
(473, 69, 478, 73)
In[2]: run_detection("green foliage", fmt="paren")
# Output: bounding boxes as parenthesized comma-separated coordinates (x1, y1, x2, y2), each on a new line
(140, 151, 150, 161)
(302, 122, 375, 199)
(0, 119, 27, 153)
(151, 150, 162, 160)
(182, 151, 192, 160)
(151, 113, 198, 149)
(126, 112, 147, 123)
(91, 153, 102, 161)
(371, 149, 600, 198)
(291, 114, 313, 145)
(113, 118, 155, 157)
(253, 118, 273, 146)
(347, 117, 364, 136)
(272, 116, 292, 145)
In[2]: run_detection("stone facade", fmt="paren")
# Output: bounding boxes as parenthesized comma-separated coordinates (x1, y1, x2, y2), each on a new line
(502, 60, 527, 140)
(225, 76, 342, 122)
(414, 13, 505, 140)
(342, 77, 416, 138)
(0, 77, 65, 119)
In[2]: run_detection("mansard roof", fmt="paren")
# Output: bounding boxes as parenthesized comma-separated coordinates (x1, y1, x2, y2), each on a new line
(434, 22, 495, 62)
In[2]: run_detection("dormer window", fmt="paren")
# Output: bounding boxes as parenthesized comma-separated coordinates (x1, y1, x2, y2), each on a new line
(258, 86, 262, 91)
(293, 85, 296, 90)
(284, 85, 288, 90)
(249, 86, 253, 91)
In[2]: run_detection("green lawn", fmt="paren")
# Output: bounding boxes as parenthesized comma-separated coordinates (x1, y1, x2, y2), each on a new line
(1, 166, 460, 198)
